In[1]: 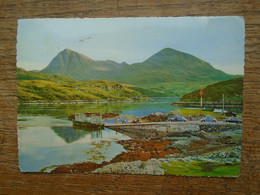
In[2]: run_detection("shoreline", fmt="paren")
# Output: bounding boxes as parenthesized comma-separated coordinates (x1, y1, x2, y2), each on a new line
(172, 101, 243, 108)
(18, 97, 150, 105)
(49, 127, 242, 176)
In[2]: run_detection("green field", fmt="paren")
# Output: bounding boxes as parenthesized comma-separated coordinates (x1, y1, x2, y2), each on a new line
(161, 161, 240, 177)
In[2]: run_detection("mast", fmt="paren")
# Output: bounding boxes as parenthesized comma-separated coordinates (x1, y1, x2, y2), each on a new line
(222, 94, 224, 113)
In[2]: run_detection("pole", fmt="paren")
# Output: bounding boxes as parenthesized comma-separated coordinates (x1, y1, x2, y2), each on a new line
(222, 94, 224, 113)
(200, 96, 202, 115)
(200, 89, 203, 115)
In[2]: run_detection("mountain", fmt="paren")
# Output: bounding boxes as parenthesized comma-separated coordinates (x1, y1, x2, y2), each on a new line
(41, 48, 239, 83)
(17, 68, 146, 101)
(41, 49, 128, 80)
(180, 77, 243, 102)
(40, 48, 241, 96)
(111, 48, 239, 85)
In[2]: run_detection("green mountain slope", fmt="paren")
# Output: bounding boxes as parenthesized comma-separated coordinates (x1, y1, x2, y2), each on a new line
(123, 84, 170, 97)
(41, 49, 128, 80)
(112, 48, 237, 85)
(17, 68, 146, 101)
(17, 67, 77, 84)
(145, 81, 215, 97)
(41, 48, 239, 84)
(180, 77, 243, 102)
(40, 48, 241, 96)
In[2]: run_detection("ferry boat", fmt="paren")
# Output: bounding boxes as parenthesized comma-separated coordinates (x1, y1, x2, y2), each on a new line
(72, 113, 104, 130)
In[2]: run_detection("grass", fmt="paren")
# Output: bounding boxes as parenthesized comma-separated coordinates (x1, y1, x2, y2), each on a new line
(180, 77, 243, 102)
(161, 161, 240, 177)
(178, 109, 226, 120)
(123, 84, 170, 97)
(178, 108, 242, 120)
(144, 81, 214, 96)
(17, 79, 144, 101)
(17, 68, 148, 101)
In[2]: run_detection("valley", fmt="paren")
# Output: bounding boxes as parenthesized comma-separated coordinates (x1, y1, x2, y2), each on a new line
(18, 47, 243, 101)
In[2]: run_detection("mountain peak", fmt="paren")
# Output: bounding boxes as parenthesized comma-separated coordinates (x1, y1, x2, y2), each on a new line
(144, 47, 183, 64)
(160, 47, 176, 52)
(41, 47, 233, 85)
(61, 48, 73, 53)
(58, 48, 93, 61)
(156, 47, 181, 55)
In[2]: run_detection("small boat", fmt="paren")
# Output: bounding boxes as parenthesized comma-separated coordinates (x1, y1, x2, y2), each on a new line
(72, 113, 104, 130)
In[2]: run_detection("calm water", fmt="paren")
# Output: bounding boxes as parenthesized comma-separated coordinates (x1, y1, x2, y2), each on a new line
(18, 97, 179, 172)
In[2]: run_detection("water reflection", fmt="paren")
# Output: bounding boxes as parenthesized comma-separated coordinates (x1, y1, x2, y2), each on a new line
(91, 130, 102, 139)
(51, 126, 103, 143)
(17, 97, 178, 172)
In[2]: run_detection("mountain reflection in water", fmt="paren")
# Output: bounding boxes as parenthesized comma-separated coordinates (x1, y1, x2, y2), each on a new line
(52, 126, 103, 143)
(18, 98, 177, 172)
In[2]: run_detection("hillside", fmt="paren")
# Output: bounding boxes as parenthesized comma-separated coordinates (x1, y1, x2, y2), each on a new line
(40, 48, 240, 96)
(180, 77, 243, 102)
(17, 68, 146, 101)
(17, 67, 78, 84)
(41, 49, 128, 80)
(123, 84, 170, 97)
(111, 48, 238, 85)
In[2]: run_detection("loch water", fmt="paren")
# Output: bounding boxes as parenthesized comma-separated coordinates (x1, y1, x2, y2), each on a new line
(18, 97, 178, 172)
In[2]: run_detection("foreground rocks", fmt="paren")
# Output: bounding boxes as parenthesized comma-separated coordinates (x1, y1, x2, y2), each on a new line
(50, 125, 241, 176)
(92, 159, 165, 175)
(49, 110, 242, 176)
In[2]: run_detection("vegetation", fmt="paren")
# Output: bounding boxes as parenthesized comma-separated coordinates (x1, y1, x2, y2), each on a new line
(177, 108, 242, 120)
(180, 77, 243, 102)
(40, 48, 241, 96)
(145, 81, 214, 96)
(178, 109, 226, 120)
(17, 68, 145, 101)
(17, 67, 77, 84)
(161, 161, 240, 177)
(123, 84, 170, 97)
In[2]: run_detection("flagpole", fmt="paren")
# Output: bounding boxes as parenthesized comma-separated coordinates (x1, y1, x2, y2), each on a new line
(200, 89, 203, 115)
(222, 94, 224, 114)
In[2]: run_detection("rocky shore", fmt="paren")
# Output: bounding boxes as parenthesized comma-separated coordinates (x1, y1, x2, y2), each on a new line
(50, 125, 242, 177)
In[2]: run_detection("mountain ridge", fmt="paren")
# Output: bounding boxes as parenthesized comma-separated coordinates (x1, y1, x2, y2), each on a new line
(40, 48, 241, 95)
(41, 48, 128, 80)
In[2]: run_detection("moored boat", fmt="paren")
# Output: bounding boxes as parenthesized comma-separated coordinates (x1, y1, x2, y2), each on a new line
(72, 113, 104, 130)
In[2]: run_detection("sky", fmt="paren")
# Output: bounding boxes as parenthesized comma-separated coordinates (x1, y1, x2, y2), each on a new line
(17, 16, 245, 74)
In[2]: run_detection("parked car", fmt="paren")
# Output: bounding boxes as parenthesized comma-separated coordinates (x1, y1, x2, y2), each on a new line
(168, 116, 187, 122)
(200, 115, 217, 122)
(223, 117, 242, 123)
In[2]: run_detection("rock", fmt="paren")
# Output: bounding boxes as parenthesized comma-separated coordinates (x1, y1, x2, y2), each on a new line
(91, 159, 165, 175)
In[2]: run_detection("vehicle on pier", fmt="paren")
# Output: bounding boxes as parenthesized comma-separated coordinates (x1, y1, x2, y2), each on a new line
(223, 117, 242, 124)
(168, 116, 187, 122)
(200, 115, 217, 122)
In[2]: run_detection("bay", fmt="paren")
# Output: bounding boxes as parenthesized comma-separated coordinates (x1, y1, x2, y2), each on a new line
(17, 97, 179, 172)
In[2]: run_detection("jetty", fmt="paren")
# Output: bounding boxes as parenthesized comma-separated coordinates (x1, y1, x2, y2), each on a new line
(105, 121, 242, 140)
